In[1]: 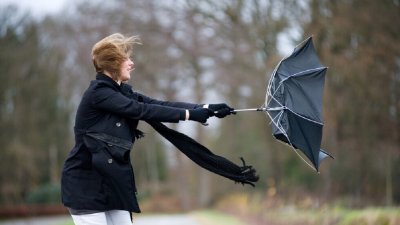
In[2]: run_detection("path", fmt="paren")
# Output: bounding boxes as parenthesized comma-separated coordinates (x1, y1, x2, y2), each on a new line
(0, 214, 201, 225)
(0, 215, 70, 225)
(134, 214, 201, 225)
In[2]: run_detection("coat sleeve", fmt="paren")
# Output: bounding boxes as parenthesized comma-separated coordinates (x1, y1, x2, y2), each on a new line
(91, 85, 185, 123)
(136, 92, 200, 109)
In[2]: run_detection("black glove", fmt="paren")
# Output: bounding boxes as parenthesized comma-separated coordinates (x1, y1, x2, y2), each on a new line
(189, 108, 212, 123)
(208, 103, 235, 118)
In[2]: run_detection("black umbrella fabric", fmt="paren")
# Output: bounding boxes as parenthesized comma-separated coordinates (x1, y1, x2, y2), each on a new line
(266, 37, 332, 171)
(233, 37, 333, 172)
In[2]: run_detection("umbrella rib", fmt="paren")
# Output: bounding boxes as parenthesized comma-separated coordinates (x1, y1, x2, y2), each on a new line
(266, 83, 320, 171)
(265, 35, 315, 105)
(273, 110, 284, 126)
(269, 82, 285, 103)
(266, 56, 285, 106)
(291, 144, 317, 171)
(279, 67, 327, 83)
(285, 108, 324, 125)
(267, 67, 326, 106)
(266, 73, 324, 126)
(266, 81, 285, 109)
(267, 90, 323, 125)
(265, 108, 317, 171)
(266, 110, 286, 139)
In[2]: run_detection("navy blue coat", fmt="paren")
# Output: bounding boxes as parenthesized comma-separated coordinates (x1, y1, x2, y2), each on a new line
(61, 73, 199, 213)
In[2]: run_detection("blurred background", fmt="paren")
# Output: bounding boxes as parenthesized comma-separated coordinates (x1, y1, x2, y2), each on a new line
(0, 0, 399, 224)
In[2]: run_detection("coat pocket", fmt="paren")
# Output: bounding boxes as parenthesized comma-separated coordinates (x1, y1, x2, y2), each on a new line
(84, 132, 132, 164)
(104, 144, 130, 164)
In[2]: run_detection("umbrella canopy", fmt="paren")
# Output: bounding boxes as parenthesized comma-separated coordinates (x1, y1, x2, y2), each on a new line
(265, 37, 332, 171)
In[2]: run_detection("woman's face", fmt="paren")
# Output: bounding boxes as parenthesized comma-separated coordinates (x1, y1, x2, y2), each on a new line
(119, 58, 134, 82)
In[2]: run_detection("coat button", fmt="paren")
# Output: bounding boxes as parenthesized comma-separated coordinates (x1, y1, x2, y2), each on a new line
(108, 158, 113, 164)
(116, 122, 121, 127)
(108, 143, 113, 147)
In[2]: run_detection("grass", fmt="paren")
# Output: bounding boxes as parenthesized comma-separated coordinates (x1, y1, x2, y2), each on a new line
(335, 207, 400, 225)
(248, 206, 400, 225)
(214, 192, 400, 225)
(60, 220, 74, 225)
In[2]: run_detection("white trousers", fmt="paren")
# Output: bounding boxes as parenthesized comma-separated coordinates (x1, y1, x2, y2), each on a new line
(71, 210, 132, 225)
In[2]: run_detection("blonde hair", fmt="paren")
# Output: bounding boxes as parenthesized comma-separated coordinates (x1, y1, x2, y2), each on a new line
(91, 33, 141, 80)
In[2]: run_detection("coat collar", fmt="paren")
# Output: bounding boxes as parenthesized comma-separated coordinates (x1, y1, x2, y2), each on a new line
(96, 73, 120, 89)
(95, 73, 133, 92)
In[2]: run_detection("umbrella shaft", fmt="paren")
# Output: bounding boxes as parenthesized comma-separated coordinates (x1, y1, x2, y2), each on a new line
(233, 108, 266, 112)
(232, 107, 285, 112)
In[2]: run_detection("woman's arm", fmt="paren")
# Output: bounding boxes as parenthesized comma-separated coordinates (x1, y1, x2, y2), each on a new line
(136, 92, 201, 110)
(92, 85, 185, 122)
(91, 84, 211, 123)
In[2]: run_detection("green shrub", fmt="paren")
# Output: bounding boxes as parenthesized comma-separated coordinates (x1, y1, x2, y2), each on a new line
(26, 183, 61, 204)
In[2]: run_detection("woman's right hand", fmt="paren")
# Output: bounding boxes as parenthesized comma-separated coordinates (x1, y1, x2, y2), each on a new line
(208, 103, 235, 118)
(188, 108, 212, 123)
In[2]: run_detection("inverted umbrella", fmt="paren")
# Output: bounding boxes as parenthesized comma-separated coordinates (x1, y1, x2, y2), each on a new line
(233, 37, 333, 172)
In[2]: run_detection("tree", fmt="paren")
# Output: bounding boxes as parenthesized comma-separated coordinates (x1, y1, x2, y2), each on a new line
(0, 5, 71, 204)
(304, 0, 400, 205)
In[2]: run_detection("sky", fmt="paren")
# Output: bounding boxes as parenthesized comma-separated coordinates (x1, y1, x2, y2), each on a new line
(0, 0, 295, 54)
(0, 0, 68, 17)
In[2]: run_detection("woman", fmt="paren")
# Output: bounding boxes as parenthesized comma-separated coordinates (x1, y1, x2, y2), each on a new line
(61, 33, 234, 224)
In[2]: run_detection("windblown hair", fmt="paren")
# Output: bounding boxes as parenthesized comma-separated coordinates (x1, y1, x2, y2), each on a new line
(91, 33, 141, 80)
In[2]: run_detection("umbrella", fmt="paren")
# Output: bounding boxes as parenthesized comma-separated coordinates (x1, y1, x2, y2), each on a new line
(233, 37, 333, 172)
